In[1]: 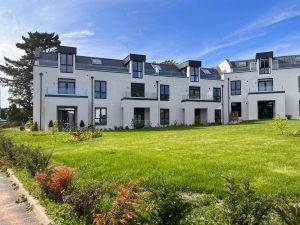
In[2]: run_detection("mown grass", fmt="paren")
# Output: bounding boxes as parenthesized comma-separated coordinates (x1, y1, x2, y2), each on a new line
(3, 120, 300, 196)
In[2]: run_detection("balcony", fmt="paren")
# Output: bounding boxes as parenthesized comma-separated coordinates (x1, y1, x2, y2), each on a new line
(248, 86, 284, 94)
(122, 91, 157, 100)
(259, 67, 271, 74)
(182, 94, 221, 102)
(46, 87, 87, 96)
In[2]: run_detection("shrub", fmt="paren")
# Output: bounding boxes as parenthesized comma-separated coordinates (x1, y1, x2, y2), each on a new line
(149, 185, 192, 225)
(35, 166, 76, 201)
(93, 181, 146, 225)
(273, 194, 300, 225)
(273, 114, 288, 135)
(0, 134, 52, 175)
(64, 183, 106, 216)
(25, 120, 33, 130)
(32, 122, 38, 131)
(131, 118, 145, 129)
(223, 177, 272, 225)
(67, 129, 102, 143)
(48, 120, 53, 128)
(287, 129, 300, 137)
(286, 115, 292, 120)
(80, 120, 85, 128)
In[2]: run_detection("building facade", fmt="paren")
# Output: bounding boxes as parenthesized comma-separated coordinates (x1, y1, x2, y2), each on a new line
(218, 51, 300, 124)
(33, 46, 300, 130)
(33, 46, 224, 130)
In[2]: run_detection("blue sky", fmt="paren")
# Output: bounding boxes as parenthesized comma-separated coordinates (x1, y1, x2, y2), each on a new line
(1, 0, 300, 107)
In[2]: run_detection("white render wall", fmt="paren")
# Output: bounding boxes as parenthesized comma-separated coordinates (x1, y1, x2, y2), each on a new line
(33, 56, 224, 130)
(223, 66, 300, 123)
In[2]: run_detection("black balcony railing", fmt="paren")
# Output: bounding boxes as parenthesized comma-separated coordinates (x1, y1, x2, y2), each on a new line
(259, 67, 271, 74)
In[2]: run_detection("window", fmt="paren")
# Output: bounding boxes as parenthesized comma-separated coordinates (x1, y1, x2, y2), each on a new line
(160, 85, 170, 101)
(250, 62, 257, 71)
(92, 58, 102, 65)
(152, 64, 161, 74)
(231, 80, 241, 95)
(202, 69, 211, 74)
(189, 86, 200, 99)
(95, 108, 107, 125)
(160, 109, 169, 125)
(237, 61, 246, 67)
(60, 54, 73, 73)
(231, 102, 242, 117)
(132, 61, 143, 78)
(95, 81, 107, 99)
(213, 88, 221, 101)
(190, 67, 199, 82)
(58, 78, 75, 94)
(258, 79, 273, 92)
(131, 83, 144, 97)
(298, 76, 300, 92)
(259, 58, 270, 74)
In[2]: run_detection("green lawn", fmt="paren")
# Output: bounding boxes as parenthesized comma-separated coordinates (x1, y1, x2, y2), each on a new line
(3, 120, 300, 196)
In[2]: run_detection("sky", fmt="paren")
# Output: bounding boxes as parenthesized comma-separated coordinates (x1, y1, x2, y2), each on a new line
(1, 0, 300, 107)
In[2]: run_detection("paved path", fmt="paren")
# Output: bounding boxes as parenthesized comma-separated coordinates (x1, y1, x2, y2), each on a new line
(0, 173, 42, 225)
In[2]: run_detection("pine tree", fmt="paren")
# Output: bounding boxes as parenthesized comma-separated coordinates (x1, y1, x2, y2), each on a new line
(0, 32, 61, 120)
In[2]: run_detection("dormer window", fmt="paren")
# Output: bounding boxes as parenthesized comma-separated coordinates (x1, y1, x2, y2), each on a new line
(237, 61, 246, 67)
(250, 62, 257, 71)
(132, 61, 143, 78)
(259, 58, 270, 74)
(190, 67, 199, 82)
(60, 53, 73, 73)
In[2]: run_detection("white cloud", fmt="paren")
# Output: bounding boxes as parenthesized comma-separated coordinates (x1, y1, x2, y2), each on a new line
(61, 30, 95, 39)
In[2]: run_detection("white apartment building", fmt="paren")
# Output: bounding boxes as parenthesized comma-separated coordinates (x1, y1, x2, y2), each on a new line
(218, 51, 300, 123)
(33, 46, 300, 130)
(33, 46, 224, 130)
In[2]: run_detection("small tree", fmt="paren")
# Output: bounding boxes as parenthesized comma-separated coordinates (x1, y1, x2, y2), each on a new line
(25, 120, 33, 130)
(273, 113, 288, 135)
(79, 120, 85, 128)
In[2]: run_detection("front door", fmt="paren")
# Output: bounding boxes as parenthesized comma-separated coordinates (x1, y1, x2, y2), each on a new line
(195, 109, 201, 125)
(57, 106, 76, 130)
(215, 109, 222, 124)
(134, 108, 145, 121)
(258, 101, 274, 119)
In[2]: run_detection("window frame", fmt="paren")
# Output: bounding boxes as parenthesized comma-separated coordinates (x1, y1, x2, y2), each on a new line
(58, 78, 75, 94)
(213, 87, 221, 101)
(95, 107, 107, 125)
(95, 80, 107, 99)
(160, 108, 169, 125)
(189, 86, 201, 99)
(132, 61, 143, 78)
(231, 80, 241, 96)
(160, 84, 170, 101)
(60, 53, 73, 73)
(131, 83, 145, 97)
(258, 79, 273, 92)
(298, 76, 300, 92)
(190, 67, 199, 82)
(231, 102, 242, 117)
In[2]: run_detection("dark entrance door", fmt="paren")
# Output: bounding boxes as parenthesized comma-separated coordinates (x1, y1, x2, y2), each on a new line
(215, 109, 222, 124)
(258, 101, 274, 119)
(195, 109, 201, 125)
(134, 108, 145, 121)
(57, 106, 76, 130)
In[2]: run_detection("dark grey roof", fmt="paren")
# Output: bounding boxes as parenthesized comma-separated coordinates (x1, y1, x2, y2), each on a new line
(76, 56, 128, 73)
(256, 51, 273, 59)
(200, 68, 221, 80)
(39, 52, 58, 67)
(58, 46, 77, 55)
(123, 54, 146, 65)
(145, 63, 186, 77)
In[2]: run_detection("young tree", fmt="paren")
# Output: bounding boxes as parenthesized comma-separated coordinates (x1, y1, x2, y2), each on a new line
(160, 60, 177, 65)
(0, 32, 61, 120)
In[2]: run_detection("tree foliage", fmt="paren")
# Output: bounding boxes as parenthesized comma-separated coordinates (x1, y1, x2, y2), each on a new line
(160, 60, 177, 65)
(0, 32, 61, 120)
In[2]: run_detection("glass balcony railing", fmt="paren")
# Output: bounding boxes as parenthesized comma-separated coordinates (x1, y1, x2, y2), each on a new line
(47, 87, 87, 96)
(259, 67, 271, 74)
(182, 94, 220, 101)
(248, 86, 283, 93)
(122, 91, 157, 99)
